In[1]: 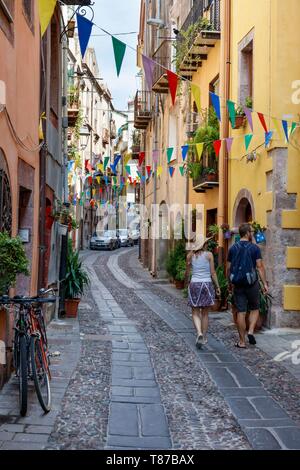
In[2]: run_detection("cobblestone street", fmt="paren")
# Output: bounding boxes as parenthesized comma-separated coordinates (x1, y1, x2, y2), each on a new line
(0, 248, 300, 450)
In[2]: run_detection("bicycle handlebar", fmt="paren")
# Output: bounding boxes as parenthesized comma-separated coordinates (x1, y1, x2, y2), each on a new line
(0, 296, 57, 305)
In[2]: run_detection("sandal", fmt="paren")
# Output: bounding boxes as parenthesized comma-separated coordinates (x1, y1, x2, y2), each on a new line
(235, 342, 246, 349)
(248, 334, 256, 345)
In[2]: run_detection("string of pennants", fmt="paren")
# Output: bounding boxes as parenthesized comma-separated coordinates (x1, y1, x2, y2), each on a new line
(38, 1, 300, 133)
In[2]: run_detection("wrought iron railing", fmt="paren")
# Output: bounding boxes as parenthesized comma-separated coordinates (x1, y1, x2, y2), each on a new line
(209, 0, 220, 31)
(152, 40, 171, 86)
(134, 91, 152, 120)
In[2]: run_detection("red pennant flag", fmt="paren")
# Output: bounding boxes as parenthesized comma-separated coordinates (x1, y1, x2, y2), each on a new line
(99, 188, 103, 194)
(146, 165, 152, 177)
(134, 180, 137, 187)
(213, 140, 222, 157)
(167, 70, 178, 106)
(257, 113, 268, 133)
(139, 152, 145, 167)
(88, 176, 93, 185)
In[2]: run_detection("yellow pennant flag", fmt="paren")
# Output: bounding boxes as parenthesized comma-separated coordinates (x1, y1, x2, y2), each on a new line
(191, 83, 201, 112)
(124, 154, 131, 166)
(38, 0, 57, 37)
(97, 163, 104, 173)
(196, 143, 204, 161)
(272, 118, 284, 141)
(96, 177, 101, 185)
(92, 189, 96, 197)
(157, 166, 163, 177)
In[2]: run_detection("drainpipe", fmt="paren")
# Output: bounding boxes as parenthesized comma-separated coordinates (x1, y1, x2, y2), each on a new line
(152, 94, 159, 277)
(218, 0, 231, 266)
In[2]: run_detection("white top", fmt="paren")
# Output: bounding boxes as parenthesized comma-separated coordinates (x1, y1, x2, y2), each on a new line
(190, 252, 212, 283)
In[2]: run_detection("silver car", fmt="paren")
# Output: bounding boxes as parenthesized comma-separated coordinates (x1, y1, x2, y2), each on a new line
(90, 230, 118, 250)
(118, 229, 134, 247)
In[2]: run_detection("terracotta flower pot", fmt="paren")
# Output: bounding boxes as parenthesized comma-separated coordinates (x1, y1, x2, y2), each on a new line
(175, 279, 185, 290)
(233, 115, 246, 129)
(65, 299, 80, 318)
(224, 230, 232, 240)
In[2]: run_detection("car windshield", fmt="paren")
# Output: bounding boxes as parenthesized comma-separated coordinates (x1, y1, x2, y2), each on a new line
(106, 231, 116, 237)
(118, 230, 128, 236)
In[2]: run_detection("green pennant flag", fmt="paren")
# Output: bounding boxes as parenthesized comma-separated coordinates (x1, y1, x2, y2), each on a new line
(104, 157, 110, 170)
(245, 134, 253, 151)
(291, 122, 297, 135)
(227, 100, 236, 128)
(112, 36, 126, 77)
(179, 166, 185, 176)
(125, 165, 131, 175)
(167, 147, 174, 163)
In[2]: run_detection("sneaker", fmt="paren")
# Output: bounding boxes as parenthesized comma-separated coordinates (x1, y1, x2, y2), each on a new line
(196, 334, 203, 349)
(202, 337, 208, 345)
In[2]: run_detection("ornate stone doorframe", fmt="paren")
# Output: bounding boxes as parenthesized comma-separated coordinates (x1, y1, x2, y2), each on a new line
(232, 189, 255, 230)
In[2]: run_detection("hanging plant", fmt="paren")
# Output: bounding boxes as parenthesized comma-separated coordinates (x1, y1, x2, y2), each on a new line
(0, 232, 30, 295)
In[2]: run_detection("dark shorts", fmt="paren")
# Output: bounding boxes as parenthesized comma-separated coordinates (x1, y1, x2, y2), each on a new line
(233, 281, 260, 313)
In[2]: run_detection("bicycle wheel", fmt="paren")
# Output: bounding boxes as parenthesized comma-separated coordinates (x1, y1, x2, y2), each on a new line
(18, 335, 28, 417)
(30, 336, 51, 413)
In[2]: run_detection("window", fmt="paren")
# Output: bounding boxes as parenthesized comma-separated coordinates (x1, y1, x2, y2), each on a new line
(22, 0, 34, 30)
(0, 0, 14, 42)
(239, 31, 254, 106)
(209, 75, 220, 106)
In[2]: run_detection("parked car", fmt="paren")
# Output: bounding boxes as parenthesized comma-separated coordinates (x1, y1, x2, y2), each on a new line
(130, 228, 140, 245)
(90, 230, 118, 250)
(118, 229, 134, 247)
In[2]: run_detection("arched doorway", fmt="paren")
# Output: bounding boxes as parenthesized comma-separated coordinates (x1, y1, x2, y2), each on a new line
(233, 189, 255, 228)
(0, 149, 12, 235)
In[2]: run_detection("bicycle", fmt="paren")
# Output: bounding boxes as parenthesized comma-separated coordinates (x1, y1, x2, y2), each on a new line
(0, 288, 57, 417)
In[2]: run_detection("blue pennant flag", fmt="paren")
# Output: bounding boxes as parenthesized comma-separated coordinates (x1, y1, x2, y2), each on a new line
(181, 145, 189, 161)
(114, 154, 122, 167)
(77, 13, 94, 58)
(209, 92, 221, 121)
(141, 175, 146, 184)
(265, 131, 273, 147)
(282, 120, 289, 142)
(104, 176, 108, 185)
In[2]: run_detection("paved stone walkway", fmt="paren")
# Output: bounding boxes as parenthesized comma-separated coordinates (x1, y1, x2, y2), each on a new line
(111, 248, 300, 450)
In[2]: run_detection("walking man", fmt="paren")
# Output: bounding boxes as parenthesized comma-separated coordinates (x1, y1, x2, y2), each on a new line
(227, 223, 268, 348)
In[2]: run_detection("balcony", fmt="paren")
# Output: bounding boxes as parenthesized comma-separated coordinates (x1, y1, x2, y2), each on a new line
(186, 112, 200, 137)
(68, 97, 80, 127)
(134, 91, 152, 130)
(193, 162, 219, 193)
(102, 128, 110, 145)
(152, 40, 171, 94)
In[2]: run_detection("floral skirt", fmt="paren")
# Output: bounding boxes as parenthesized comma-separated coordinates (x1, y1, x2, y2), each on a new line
(188, 282, 215, 308)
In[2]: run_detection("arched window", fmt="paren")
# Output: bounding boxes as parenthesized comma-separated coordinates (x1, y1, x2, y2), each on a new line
(0, 149, 12, 234)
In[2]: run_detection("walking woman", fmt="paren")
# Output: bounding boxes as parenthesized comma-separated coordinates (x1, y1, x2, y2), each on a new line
(185, 238, 221, 348)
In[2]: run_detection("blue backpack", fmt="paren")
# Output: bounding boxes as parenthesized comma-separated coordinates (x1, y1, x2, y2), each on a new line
(229, 242, 258, 286)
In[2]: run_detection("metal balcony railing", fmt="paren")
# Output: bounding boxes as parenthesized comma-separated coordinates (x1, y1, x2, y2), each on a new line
(209, 0, 221, 31)
(181, 0, 205, 32)
(134, 91, 152, 129)
(152, 40, 171, 92)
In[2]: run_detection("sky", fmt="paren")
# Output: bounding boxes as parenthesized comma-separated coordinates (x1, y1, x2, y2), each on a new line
(90, 0, 141, 112)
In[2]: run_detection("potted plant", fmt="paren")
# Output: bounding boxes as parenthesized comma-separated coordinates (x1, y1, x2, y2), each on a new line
(0, 232, 29, 296)
(203, 167, 218, 182)
(63, 240, 90, 318)
(175, 258, 186, 289)
(251, 221, 267, 244)
(216, 265, 229, 310)
(234, 105, 246, 129)
(220, 223, 233, 240)
(166, 240, 186, 284)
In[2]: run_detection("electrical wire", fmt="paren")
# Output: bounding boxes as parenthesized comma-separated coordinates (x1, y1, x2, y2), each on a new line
(4, 107, 44, 153)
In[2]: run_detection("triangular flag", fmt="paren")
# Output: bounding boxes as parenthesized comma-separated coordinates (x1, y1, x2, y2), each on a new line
(225, 137, 234, 154)
(169, 167, 175, 178)
(167, 70, 178, 106)
(142, 55, 155, 91)
(104, 176, 108, 185)
(167, 147, 174, 163)
(191, 83, 201, 112)
(258, 113, 268, 133)
(125, 165, 131, 175)
(136, 171, 141, 178)
(141, 176, 146, 184)
(104, 157, 110, 170)
(157, 166, 163, 177)
(209, 92, 221, 121)
(282, 120, 289, 142)
(124, 154, 131, 166)
(181, 145, 189, 161)
(96, 176, 101, 185)
(244, 134, 253, 151)
(227, 100, 236, 129)
(112, 36, 126, 77)
(179, 166, 185, 176)
(114, 155, 122, 167)
(97, 164, 104, 173)
(38, 0, 57, 37)
(152, 150, 159, 164)
(244, 107, 253, 131)
(213, 140, 222, 157)
(265, 131, 273, 147)
(291, 122, 297, 135)
(272, 118, 283, 139)
(88, 176, 93, 185)
(146, 166, 152, 177)
(139, 152, 145, 167)
(76, 13, 94, 58)
(196, 143, 204, 160)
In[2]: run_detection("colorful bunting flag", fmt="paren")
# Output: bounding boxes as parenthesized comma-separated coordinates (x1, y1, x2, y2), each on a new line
(244, 134, 253, 151)
(146, 166, 152, 177)
(77, 13, 94, 58)
(265, 131, 273, 147)
(272, 118, 283, 140)
(227, 100, 236, 129)
(167, 147, 174, 163)
(213, 140, 222, 158)
(96, 176, 101, 185)
(142, 54, 155, 91)
(181, 145, 189, 161)
(291, 122, 297, 135)
(139, 152, 145, 167)
(157, 166, 163, 177)
(38, 0, 57, 37)
(196, 143, 204, 160)
(179, 166, 185, 176)
(104, 157, 110, 170)
(112, 36, 126, 77)
(244, 107, 253, 131)
(97, 163, 104, 173)
(209, 92, 221, 121)
(258, 113, 268, 133)
(167, 70, 178, 106)
(125, 165, 131, 175)
(169, 167, 175, 178)
(88, 176, 93, 185)
(191, 83, 201, 112)
(282, 120, 289, 142)
(124, 154, 131, 166)
(225, 137, 234, 154)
